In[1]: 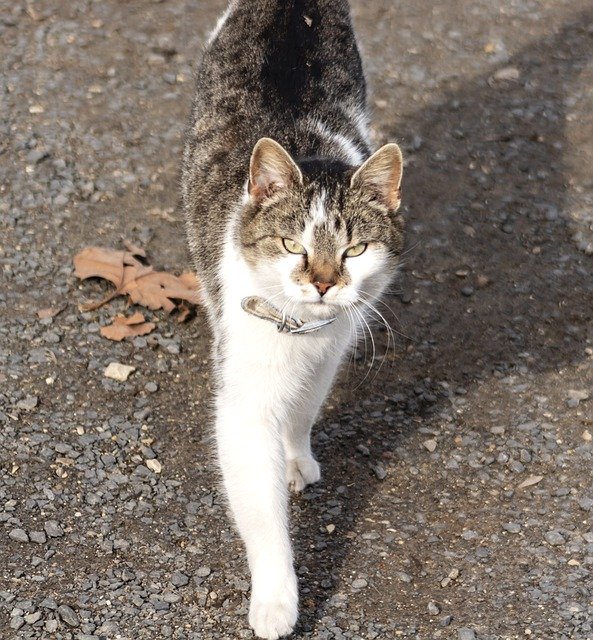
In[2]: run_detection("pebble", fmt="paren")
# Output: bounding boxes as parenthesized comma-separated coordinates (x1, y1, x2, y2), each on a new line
(493, 66, 520, 81)
(423, 438, 437, 452)
(146, 458, 162, 473)
(372, 463, 387, 480)
(29, 531, 47, 544)
(57, 604, 79, 627)
(458, 629, 477, 640)
(428, 601, 441, 615)
(9, 529, 29, 543)
(104, 362, 136, 382)
(545, 530, 566, 546)
(10, 616, 25, 630)
(24, 611, 41, 624)
(16, 395, 38, 410)
(503, 522, 521, 534)
(44, 521, 64, 538)
(352, 578, 368, 589)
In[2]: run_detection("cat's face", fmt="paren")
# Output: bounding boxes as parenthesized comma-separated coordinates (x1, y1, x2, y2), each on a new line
(239, 139, 403, 318)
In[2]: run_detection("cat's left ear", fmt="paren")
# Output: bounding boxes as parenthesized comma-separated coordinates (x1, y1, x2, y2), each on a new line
(350, 143, 403, 211)
(249, 138, 303, 204)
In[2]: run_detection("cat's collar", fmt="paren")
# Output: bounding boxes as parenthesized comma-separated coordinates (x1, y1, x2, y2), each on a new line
(240, 296, 337, 335)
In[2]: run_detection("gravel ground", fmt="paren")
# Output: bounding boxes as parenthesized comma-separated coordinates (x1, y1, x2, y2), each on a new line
(1, 1, 593, 639)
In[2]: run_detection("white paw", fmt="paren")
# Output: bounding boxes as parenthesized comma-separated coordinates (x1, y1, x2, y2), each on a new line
(249, 598, 298, 639)
(286, 455, 321, 492)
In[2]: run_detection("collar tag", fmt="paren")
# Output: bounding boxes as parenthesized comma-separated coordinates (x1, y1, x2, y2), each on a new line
(240, 296, 336, 335)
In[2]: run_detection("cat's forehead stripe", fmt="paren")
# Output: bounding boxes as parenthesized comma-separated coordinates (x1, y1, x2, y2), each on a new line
(309, 189, 327, 226)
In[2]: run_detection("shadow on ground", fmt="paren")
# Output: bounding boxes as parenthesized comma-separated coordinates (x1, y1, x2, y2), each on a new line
(293, 9, 593, 633)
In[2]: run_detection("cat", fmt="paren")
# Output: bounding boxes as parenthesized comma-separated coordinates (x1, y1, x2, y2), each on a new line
(181, 1, 403, 638)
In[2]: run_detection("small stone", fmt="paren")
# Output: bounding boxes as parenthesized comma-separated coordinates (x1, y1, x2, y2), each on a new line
(440, 615, 453, 627)
(45, 619, 58, 633)
(44, 521, 64, 538)
(9, 529, 29, 543)
(395, 571, 412, 583)
(544, 530, 565, 546)
(57, 604, 79, 627)
(428, 601, 441, 615)
(145, 381, 158, 393)
(352, 578, 368, 589)
(582, 430, 592, 442)
(517, 475, 543, 489)
(461, 286, 474, 297)
(24, 611, 41, 624)
(104, 362, 136, 382)
(326, 524, 335, 534)
(16, 395, 38, 411)
(171, 571, 190, 587)
(195, 566, 211, 578)
(146, 459, 162, 474)
(461, 530, 478, 541)
(29, 531, 47, 544)
(372, 464, 387, 480)
(493, 66, 520, 81)
(458, 629, 477, 640)
(579, 497, 593, 511)
(423, 439, 437, 452)
(567, 389, 589, 402)
(503, 522, 521, 534)
(10, 616, 25, 630)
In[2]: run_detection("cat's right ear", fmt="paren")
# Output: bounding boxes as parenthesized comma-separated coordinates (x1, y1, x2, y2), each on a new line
(249, 138, 303, 204)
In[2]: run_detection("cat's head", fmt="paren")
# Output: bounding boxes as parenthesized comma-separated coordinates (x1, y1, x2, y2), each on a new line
(239, 138, 404, 318)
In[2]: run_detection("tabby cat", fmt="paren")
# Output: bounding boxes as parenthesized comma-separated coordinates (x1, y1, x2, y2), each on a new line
(182, 1, 403, 637)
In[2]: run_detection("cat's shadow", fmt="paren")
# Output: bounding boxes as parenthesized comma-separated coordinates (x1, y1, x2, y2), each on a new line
(292, 8, 593, 635)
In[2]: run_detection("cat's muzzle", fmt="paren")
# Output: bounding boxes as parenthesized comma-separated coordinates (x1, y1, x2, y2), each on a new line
(241, 296, 337, 335)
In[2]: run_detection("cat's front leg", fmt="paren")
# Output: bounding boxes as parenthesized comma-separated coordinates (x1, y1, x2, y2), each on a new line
(284, 349, 345, 492)
(216, 397, 298, 639)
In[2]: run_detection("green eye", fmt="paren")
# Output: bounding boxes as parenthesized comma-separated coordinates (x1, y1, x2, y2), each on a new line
(344, 243, 367, 258)
(282, 238, 307, 255)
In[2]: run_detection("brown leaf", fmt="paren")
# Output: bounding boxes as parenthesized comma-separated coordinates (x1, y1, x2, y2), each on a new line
(113, 311, 146, 325)
(37, 306, 64, 319)
(122, 268, 202, 312)
(122, 239, 146, 258)
(100, 313, 156, 341)
(176, 303, 192, 323)
(74, 247, 133, 287)
(74, 246, 203, 313)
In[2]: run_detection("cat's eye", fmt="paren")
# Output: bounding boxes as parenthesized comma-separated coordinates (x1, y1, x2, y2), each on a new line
(282, 238, 307, 255)
(344, 243, 367, 258)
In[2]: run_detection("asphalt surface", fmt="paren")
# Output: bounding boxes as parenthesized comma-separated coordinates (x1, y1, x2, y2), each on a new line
(1, 1, 593, 639)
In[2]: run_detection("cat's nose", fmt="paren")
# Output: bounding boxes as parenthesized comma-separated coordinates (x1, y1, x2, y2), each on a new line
(313, 280, 335, 296)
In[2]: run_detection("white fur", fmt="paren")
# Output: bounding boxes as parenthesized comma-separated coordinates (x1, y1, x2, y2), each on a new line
(211, 190, 390, 638)
(206, 1, 236, 46)
(212, 209, 359, 639)
(309, 117, 365, 165)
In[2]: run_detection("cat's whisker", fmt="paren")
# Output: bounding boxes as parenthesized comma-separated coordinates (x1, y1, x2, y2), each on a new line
(356, 296, 397, 380)
(357, 290, 412, 341)
(350, 303, 377, 388)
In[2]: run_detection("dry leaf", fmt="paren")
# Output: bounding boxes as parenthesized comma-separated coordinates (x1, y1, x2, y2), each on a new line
(100, 312, 156, 341)
(122, 239, 146, 258)
(37, 306, 64, 319)
(176, 303, 192, 323)
(73, 246, 202, 312)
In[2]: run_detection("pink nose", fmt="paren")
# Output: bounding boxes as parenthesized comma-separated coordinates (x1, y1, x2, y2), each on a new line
(313, 281, 335, 296)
